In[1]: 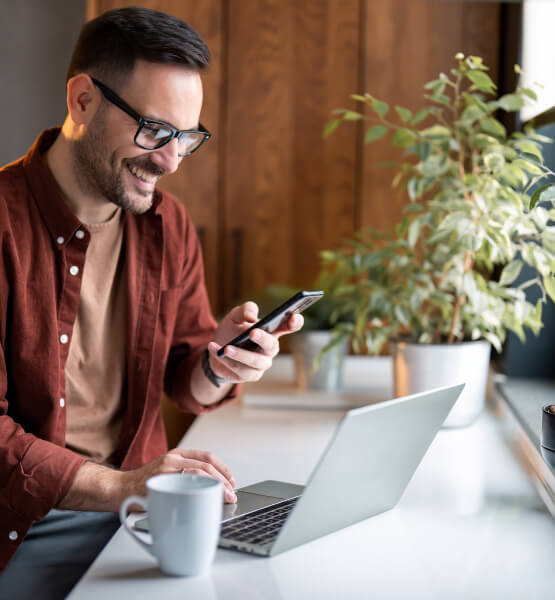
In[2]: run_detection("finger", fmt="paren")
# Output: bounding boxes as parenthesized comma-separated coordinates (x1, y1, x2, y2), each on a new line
(274, 313, 304, 337)
(172, 448, 236, 487)
(214, 344, 273, 377)
(227, 301, 259, 325)
(179, 458, 237, 503)
(246, 328, 279, 357)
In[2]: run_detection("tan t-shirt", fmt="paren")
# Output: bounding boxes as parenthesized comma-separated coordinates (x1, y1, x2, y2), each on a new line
(65, 208, 127, 464)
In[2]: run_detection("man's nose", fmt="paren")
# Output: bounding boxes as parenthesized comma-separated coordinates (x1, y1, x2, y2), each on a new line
(149, 137, 181, 175)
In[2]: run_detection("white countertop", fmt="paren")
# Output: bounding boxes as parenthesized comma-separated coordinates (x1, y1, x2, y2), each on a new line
(69, 357, 555, 600)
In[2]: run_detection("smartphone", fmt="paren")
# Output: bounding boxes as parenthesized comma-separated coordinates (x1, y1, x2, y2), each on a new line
(216, 290, 324, 357)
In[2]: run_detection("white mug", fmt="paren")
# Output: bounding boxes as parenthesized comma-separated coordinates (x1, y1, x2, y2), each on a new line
(119, 473, 223, 576)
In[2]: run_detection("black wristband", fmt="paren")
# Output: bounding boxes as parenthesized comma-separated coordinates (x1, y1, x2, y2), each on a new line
(202, 349, 226, 388)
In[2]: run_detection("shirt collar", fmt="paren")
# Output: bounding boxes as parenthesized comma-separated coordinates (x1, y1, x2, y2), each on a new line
(22, 128, 164, 245)
(22, 128, 83, 247)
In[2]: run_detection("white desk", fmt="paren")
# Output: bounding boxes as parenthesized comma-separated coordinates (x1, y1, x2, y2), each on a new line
(69, 358, 555, 600)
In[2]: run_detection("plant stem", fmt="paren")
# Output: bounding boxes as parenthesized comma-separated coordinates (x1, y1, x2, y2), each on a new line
(447, 250, 474, 343)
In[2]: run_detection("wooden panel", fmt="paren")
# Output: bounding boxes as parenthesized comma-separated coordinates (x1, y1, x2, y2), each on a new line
(88, 0, 223, 311)
(359, 0, 501, 233)
(223, 0, 360, 308)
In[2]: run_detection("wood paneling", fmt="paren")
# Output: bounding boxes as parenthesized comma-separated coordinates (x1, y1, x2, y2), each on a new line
(222, 0, 360, 307)
(359, 0, 501, 233)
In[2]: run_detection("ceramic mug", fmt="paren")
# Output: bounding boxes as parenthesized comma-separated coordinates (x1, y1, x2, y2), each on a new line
(119, 473, 223, 576)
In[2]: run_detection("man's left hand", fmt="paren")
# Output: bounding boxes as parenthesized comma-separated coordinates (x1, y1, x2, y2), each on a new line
(208, 301, 303, 383)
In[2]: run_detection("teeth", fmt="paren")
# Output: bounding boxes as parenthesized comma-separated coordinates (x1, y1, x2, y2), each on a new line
(128, 164, 156, 183)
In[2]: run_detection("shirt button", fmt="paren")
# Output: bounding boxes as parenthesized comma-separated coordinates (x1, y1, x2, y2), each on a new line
(69, 266, 79, 276)
(56, 236, 64, 245)
(60, 334, 69, 344)
(75, 230, 85, 240)
(59, 398, 65, 408)
(8, 530, 18, 541)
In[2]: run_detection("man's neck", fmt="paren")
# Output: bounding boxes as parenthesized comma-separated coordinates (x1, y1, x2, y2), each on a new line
(45, 127, 119, 225)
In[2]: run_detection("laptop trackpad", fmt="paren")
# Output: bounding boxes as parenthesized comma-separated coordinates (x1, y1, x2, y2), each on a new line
(222, 491, 283, 521)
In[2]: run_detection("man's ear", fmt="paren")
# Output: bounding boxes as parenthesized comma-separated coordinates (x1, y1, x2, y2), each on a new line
(66, 74, 100, 125)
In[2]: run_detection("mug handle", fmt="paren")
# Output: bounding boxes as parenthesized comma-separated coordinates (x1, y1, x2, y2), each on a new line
(119, 495, 155, 557)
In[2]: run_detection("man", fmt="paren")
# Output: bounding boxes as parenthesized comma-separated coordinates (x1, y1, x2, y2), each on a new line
(0, 7, 302, 597)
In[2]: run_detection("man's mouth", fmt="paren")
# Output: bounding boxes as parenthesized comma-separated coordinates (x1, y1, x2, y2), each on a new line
(127, 163, 158, 184)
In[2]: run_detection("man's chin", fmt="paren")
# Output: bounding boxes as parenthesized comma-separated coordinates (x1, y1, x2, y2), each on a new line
(113, 191, 153, 215)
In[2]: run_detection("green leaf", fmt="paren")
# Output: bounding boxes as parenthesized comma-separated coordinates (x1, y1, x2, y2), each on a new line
(466, 70, 497, 93)
(530, 184, 555, 209)
(364, 124, 388, 143)
(496, 93, 525, 111)
(484, 332, 502, 353)
(512, 158, 543, 175)
(459, 105, 485, 124)
(515, 140, 543, 162)
(463, 273, 478, 304)
(424, 78, 441, 90)
(411, 109, 429, 125)
(519, 87, 537, 102)
(396, 216, 410, 237)
(343, 110, 363, 121)
(403, 203, 424, 213)
(481, 118, 506, 138)
(370, 98, 389, 117)
(545, 276, 555, 302)
(484, 153, 505, 172)
(499, 260, 523, 286)
(393, 128, 417, 148)
(407, 178, 419, 201)
(323, 118, 341, 138)
(350, 94, 368, 102)
(394, 305, 410, 326)
(420, 125, 451, 138)
(395, 106, 412, 123)
(408, 219, 421, 247)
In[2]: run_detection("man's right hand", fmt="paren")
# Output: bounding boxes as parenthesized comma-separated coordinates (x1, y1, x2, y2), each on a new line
(58, 448, 237, 512)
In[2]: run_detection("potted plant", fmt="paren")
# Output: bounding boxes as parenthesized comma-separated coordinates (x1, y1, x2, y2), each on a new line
(321, 53, 555, 426)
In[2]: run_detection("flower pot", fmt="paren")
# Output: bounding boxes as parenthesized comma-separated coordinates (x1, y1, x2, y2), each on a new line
(289, 330, 348, 391)
(392, 340, 491, 427)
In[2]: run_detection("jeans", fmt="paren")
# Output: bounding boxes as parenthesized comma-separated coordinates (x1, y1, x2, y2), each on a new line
(0, 509, 119, 600)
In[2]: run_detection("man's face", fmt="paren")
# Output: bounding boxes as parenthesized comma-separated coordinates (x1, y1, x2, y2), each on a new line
(74, 60, 203, 215)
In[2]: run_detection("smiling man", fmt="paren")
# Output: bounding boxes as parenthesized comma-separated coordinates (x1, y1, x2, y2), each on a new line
(0, 7, 302, 598)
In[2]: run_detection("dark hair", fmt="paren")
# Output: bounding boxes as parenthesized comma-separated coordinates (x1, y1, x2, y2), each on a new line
(66, 6, 210, 85)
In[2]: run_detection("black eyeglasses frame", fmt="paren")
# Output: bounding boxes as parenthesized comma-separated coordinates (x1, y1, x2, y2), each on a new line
(91, 77, 211, 157)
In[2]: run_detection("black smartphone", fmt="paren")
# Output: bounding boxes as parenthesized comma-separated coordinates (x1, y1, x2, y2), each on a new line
(216, 290, 324, 357)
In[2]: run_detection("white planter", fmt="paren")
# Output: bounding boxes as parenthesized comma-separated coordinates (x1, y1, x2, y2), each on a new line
(392, 340, 491, 427)
(289, 330, 348, 391)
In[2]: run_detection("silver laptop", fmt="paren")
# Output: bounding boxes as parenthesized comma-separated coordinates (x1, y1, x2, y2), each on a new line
(136, 384, 463, 556)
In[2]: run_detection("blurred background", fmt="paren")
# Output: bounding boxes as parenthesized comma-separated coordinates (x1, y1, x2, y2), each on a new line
(0, 0, 552, 376)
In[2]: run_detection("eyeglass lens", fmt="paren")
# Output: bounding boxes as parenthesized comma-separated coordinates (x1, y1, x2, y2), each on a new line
(137, 122, 205, 156)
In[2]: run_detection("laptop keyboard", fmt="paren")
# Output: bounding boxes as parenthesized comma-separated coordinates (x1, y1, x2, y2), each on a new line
(220, 496, 299, 546)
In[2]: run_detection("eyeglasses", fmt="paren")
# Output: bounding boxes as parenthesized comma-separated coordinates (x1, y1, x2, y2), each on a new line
(91, 77, 211, 157)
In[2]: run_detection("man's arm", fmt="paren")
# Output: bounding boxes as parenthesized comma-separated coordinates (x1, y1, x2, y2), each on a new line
(58, 448, 238, 511)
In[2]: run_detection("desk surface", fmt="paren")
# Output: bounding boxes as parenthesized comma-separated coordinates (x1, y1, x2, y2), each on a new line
(69, 359, 555, 600)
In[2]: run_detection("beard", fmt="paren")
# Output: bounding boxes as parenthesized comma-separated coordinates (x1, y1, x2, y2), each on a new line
(73, 110, 164, 215)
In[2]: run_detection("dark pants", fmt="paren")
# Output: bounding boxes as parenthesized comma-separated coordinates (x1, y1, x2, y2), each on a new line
(0, 509, 120, 600)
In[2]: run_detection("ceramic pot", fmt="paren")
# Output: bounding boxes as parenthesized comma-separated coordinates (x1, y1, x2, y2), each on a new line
(392, 340, 491, 427)
(289, 330, 348, 391)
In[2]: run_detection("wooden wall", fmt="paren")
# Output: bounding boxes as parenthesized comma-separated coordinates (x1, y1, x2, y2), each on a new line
(89, 0, 502, 315)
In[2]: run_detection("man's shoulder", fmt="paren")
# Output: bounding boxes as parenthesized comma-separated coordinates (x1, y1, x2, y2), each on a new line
(0, 158, 29, 218)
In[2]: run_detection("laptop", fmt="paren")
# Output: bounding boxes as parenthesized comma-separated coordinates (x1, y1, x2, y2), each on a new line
(135, 383, 463, 556)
